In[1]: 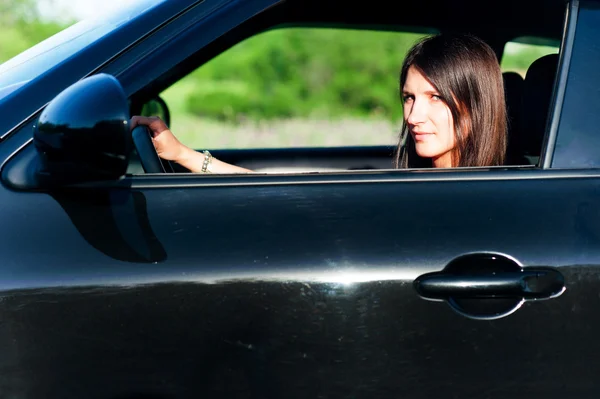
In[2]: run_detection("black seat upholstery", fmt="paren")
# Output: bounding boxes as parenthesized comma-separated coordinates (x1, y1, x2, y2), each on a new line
(503, 71, 525, 165)
(520, 53, 559, 163)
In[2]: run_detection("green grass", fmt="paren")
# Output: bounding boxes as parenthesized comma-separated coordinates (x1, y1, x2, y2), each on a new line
(162, 74, 400, 149)
(167, 113, 399, 150)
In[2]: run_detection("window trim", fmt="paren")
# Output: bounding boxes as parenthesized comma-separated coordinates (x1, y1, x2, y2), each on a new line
(118, 166, 600, 191)
(542, 0, 579, 169)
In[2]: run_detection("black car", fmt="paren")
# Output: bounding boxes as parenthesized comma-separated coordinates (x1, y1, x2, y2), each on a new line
(1, 0, 599, 397)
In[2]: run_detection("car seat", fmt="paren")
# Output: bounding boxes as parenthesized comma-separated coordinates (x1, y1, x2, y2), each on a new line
(520, 53, 559, 164)
(502, 71, 525, 165)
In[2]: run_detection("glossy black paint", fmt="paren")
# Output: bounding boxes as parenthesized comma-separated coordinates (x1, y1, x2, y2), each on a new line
(1, 169, 600, 397)
(414, 252, 566, 319)
(31, 74, 131, 187)
(416, 268, 565, 299)
(417, 255, 523, 298)
(0, 0, 600, 397)
(0, 273, 597, 399)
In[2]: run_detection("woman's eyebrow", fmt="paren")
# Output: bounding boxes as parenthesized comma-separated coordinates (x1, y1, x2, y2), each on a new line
(402, 88, 440, 95)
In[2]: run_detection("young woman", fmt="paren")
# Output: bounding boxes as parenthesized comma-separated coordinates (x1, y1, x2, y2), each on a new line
(395, 33, 507, 168)
(130, 33, 507, 172)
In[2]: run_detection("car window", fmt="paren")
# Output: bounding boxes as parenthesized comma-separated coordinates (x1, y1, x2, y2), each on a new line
(119, 0, 566, 175)
(500, 36, 561, 167)
(552, 0, 600, 168)
(0, 0, 167, 101)
(158, 27, 433, 150)
(154, 28, 565, 162)
(500, 37, 560, 77)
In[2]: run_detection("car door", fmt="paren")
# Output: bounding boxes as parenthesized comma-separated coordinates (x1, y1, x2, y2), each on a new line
(2, 1, 600, 399)
(1, 162, 591, 398)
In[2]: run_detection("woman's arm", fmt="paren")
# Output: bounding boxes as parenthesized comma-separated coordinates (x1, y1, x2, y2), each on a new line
(130, 115, 252, 174)
(175, 145, 252, 173)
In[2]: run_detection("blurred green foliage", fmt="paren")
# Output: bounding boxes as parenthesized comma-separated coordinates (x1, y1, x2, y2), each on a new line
(0, 0, 71, 62)
(185, 29, 425, 123)
(500, 41, 559, 72)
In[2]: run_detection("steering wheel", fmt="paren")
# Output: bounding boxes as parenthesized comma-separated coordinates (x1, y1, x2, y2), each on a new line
(131, 125, 173, 173)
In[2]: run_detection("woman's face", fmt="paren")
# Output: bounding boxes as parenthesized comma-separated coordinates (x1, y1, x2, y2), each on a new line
(402, 66, 457, 168)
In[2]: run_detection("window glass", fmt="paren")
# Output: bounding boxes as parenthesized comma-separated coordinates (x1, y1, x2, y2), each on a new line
(159, 28, 432, 149)
(0, 0, 166, 101)
(552, 2, 600, 168)
(500, 37, 560, 166)
(501, 38, 559, 77)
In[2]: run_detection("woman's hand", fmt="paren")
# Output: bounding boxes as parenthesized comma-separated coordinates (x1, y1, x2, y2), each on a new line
(130, 115, 252, 174)
(130, 116, 187, 162)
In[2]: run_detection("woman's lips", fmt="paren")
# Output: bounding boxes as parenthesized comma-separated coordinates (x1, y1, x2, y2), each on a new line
(412, 131, 433, 141)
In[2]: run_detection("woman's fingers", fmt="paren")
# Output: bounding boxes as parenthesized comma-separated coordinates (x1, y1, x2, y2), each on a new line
(130, 116, 166, 136)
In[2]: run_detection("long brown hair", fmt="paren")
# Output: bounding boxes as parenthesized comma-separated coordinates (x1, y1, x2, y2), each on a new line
(394, 34, 507, 168)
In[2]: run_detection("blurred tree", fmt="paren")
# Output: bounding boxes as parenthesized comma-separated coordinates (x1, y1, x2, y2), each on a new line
(0, 0, 39, 24)
(0, 0, 68, 62)
(185, 28, 423, 122)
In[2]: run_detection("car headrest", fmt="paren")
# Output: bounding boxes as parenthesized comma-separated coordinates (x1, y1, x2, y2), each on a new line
(503, 71, 525, 164)
(521, 53, 559, 157)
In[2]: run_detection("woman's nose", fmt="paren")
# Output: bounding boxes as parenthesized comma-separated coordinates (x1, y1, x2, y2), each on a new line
(406, 99, 427, 125)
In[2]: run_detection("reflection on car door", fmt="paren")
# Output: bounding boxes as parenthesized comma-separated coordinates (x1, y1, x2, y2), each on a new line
(2, 168, 600, 397)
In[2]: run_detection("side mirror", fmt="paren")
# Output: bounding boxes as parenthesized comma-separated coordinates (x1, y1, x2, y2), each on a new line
(140, 95, 170, 127)
(3, 74, 132, 189)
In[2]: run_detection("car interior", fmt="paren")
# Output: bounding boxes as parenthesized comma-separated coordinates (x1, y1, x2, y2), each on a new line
(126, 0, 566, 175)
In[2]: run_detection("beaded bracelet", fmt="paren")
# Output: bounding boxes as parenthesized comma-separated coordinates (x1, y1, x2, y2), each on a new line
(201, 150, 213, 173)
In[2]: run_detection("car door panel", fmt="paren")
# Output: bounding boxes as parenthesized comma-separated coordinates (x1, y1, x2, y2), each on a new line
(0, 170, 597, 398)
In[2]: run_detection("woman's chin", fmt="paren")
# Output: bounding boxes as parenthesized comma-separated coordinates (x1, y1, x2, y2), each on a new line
(414, 146, 438, 159)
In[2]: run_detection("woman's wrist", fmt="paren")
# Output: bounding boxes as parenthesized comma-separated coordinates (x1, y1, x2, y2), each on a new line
(173, 144, 188, 163)
(173, 146, 203, 172)
(174, 146, 252, 174)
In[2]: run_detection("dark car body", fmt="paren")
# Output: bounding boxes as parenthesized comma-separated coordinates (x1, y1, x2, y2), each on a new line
(2, 0, 600, 398)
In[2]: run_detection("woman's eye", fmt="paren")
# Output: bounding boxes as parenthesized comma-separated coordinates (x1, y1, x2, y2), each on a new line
(431, 95, 442, 101)
(403, 95, 414, 103)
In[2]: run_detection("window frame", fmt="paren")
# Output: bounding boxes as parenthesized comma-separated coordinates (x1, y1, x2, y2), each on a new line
(548, 0, 600, 169)
(113, 0, 575, 180)
(1, 0, 583, 191)
(542, 0, 579, 168)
